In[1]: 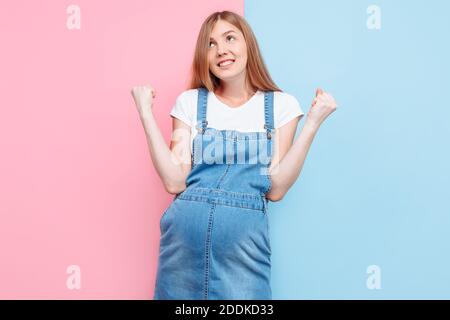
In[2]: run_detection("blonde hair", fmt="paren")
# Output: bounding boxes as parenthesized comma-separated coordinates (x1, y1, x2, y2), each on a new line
(187, 10, 282, 93)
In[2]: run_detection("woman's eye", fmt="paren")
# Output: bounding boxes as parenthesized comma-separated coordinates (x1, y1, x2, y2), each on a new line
(209, 35, 236, 48)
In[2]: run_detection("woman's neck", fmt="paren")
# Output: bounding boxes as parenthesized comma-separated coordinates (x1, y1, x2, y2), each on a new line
(214, 84, 256, 103)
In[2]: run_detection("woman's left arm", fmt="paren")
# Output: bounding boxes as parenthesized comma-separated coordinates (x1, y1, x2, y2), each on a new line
(265, 88, 338, 201)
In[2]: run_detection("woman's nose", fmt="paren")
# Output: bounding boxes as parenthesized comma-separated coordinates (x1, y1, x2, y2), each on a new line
(216, 42, 228, 55)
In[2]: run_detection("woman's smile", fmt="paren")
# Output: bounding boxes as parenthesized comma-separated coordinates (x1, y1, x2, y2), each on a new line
(218, 59, 235, 69)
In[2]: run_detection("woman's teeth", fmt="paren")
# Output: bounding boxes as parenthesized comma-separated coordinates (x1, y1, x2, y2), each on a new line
(218, 60, 234, 67)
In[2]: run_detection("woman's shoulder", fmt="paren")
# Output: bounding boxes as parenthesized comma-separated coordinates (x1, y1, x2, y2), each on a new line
(273, 90, 300, 104)
(176, 88, 199, 102)
(272, 91, 303, 113)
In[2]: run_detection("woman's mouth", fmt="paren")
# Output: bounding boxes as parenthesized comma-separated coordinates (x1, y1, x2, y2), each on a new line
(217, 59, 235, 68)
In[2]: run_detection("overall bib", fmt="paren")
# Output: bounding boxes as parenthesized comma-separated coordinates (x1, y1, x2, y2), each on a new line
(154, 87, 275, 300)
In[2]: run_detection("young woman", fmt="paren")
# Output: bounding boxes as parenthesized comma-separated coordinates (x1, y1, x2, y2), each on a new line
(131, 11, 337, 300)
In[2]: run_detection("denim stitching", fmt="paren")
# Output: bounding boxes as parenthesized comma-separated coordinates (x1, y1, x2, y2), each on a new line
(214, 164, 230, 189)
(178, 189, 263, 203)
(176, 195, 265, 212)
(203, 203, 215, 299)
(180, 187, 263, 200)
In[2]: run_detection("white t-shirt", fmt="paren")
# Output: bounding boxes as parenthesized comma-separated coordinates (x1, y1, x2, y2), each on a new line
(169, 88, 305, 152)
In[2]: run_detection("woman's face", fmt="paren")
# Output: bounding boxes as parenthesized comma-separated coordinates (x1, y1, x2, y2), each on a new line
(208, 19, 248, 82)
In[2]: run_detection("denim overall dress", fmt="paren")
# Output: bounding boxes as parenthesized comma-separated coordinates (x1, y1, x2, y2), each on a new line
(154, 87, 275, 300)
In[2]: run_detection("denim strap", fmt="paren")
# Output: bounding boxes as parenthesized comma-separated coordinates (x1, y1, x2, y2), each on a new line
(195, 87, 208, 134)
(263, 91, 275, 139)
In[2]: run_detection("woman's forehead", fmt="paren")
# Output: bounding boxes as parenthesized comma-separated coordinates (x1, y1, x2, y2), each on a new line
(210, 21, 241, 38)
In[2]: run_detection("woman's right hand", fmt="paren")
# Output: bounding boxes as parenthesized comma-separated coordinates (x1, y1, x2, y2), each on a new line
(130, 84, 156, 118)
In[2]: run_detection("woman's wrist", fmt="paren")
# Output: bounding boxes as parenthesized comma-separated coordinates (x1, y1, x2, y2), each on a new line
(139, 105, 154, 119)
(139, 108, 156, 133)
(304, 117, 321, 132)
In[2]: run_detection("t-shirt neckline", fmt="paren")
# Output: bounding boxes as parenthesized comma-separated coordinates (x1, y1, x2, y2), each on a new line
(210, 90, 261, 111)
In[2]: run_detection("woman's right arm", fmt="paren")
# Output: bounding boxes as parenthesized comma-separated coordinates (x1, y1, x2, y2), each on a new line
(131, 85, 192, 194)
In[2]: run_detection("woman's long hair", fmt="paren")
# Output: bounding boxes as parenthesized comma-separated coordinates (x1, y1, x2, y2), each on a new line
(187, 11, 282, 93)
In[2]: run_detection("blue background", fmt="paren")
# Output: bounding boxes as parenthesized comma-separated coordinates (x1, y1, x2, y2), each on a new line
(245, 0, 450, 299)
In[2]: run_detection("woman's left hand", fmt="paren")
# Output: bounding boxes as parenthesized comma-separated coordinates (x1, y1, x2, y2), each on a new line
(306, 88, 338, 127)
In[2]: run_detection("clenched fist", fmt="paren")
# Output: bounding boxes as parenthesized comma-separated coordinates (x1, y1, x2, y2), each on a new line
(130, 84, 156, 117)
(308, 88, 338, 127)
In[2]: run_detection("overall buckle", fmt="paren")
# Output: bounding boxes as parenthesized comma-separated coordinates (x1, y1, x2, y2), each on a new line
(264, 124, 273, 140)
(196, 120, 208, 134)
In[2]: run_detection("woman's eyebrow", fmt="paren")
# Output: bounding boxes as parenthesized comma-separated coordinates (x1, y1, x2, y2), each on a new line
(209, 30, 236, 40)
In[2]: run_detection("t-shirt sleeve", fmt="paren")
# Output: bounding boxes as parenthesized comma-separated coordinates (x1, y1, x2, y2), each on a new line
(169, 91, 193, 127)
(275, 93, 305, 128)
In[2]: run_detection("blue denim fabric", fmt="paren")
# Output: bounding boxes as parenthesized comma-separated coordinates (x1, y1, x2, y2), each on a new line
(154, 87, 275, 300)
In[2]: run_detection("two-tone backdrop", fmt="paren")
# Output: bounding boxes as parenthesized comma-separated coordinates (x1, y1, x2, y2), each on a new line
(0, 0, 449, 299)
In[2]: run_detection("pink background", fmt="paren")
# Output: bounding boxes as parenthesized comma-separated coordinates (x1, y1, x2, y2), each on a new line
(0, 0, 243, 299)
